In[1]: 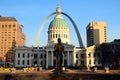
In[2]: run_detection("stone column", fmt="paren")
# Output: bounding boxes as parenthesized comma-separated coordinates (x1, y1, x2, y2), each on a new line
(72, 51, 74, 66)
(51, 51, 53, 66)
(30, 53, 33, 67)
(67, 51, 69, 66)
(46, 52, 48, 69)
(62, 52, 64, 66)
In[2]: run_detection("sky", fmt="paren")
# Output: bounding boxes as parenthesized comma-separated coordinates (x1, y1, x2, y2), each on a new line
(0, 0, 120, 47)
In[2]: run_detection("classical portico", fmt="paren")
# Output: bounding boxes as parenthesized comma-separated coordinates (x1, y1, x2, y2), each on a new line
(45, 44, 74, 69)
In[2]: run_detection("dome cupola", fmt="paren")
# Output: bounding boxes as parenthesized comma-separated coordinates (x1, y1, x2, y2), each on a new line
(48, 4, 70, 44)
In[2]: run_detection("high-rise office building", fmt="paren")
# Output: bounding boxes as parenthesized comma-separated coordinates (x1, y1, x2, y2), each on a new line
(0, 16, 26, 64)
(86, 21, 107, 47)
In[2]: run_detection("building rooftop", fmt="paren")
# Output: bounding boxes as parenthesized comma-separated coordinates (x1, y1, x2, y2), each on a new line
(0, 16, 17, 21)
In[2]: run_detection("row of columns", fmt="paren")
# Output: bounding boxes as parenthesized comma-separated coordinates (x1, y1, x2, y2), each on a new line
(46, 51, 73, 69)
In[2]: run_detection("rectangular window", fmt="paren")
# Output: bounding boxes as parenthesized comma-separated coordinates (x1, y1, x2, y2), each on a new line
(44, 54, 46, 58)
(23, 53, 25, 58)
(27, 53, 29, 58)
(88, 53, 91, 57)
(5, 25, 7, 27)
(54, 52, 56, 57)
(13, 25, 15, 27)
(81, 54, 84, 58)
(22, 60, 24, 65)
(34, 54, 37, 58)
(18, 53, 20, 58)
(27, 60, 29, 65)
(76, 54, 78, 58)
(76, 60, 78, 64)
(18, 60, 20, 65)
(81, 60, 84, 65)
(2, 25, 4, 27)
(89, 60, 91, 64)
(40, 54, 43, 58)
(9, 25, 11, 27)
(40, 61, 43, 65)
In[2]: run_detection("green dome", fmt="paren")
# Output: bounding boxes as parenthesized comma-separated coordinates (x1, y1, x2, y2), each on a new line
(49, 18, 69, 29)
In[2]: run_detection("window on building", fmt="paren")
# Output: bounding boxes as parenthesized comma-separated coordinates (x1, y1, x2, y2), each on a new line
(18, 60, 20, 65)
(40, 54, 43, 58)
(2, 25, 4, 27)
(98, 60, 101, 64)
(48, 51, 51, 53)
(64, 34, 65, 38)
(44, 60, 46, 65)
(23, 53, 25, 58)
(34, 54, 37, 58)
(27, 53, 29, 58)
(64, 59, 67, 66)
(5, 25, 7, 27)
(58, 34, 60, 38)
(27, 60, 29, 65)
(41, 61, 43, 66)
(61, 34, 63, 38)
(22, 60, 25, 65)
(69, 51, 73, 53)
(54, 52, 56, 57)
(34, 61, 37, 67)
(44, 54, 46, 58)
(81, 60, 84, 65)
(94, 61, 95, 64)
(76, 54, 78, 58)
(88, 53, 91, 57)
(66, 34, 67, 38)
(89, 60, 91, 64)
(13, 37, 15, 39)
(51, 34, 52, 38)
(97, 53, 101, 58)
(9, 25, 11, 27)
(56, 34, 57, 38)
(13, 25, 15, 27)
(76, 60, 78, 64)
(18, 53, 20, 58)
(81, 54, 84, 58)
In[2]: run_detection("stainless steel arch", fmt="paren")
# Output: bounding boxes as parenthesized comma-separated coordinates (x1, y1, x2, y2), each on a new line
(34, 12, 84, 48)
(33, 12, 56, 47)
(62, 12, 84, 48)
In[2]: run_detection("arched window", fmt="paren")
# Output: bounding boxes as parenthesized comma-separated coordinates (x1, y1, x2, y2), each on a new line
(56, 34, 57, 38)
(64, 34, 66, 38)
(51, 34, 52, 38)
(58, 34, 60, 38)
(61, 34, 63, 38)
(53, 34, 55, 38)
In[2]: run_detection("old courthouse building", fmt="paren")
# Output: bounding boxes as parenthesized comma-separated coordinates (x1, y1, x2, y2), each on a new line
(14, 5, 102, 68)
(0, 16, 26, 65)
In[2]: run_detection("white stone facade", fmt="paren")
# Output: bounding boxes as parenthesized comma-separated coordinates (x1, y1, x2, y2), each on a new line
(14, 45, 101, 68)
(14, 46, 33, 67)
(14, 44, 77, 68)
(85, 46, 102, 67)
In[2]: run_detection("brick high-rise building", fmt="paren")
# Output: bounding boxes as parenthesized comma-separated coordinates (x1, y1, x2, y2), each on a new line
(86, 21, 107, 47)
(0, 16, 26, 65)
